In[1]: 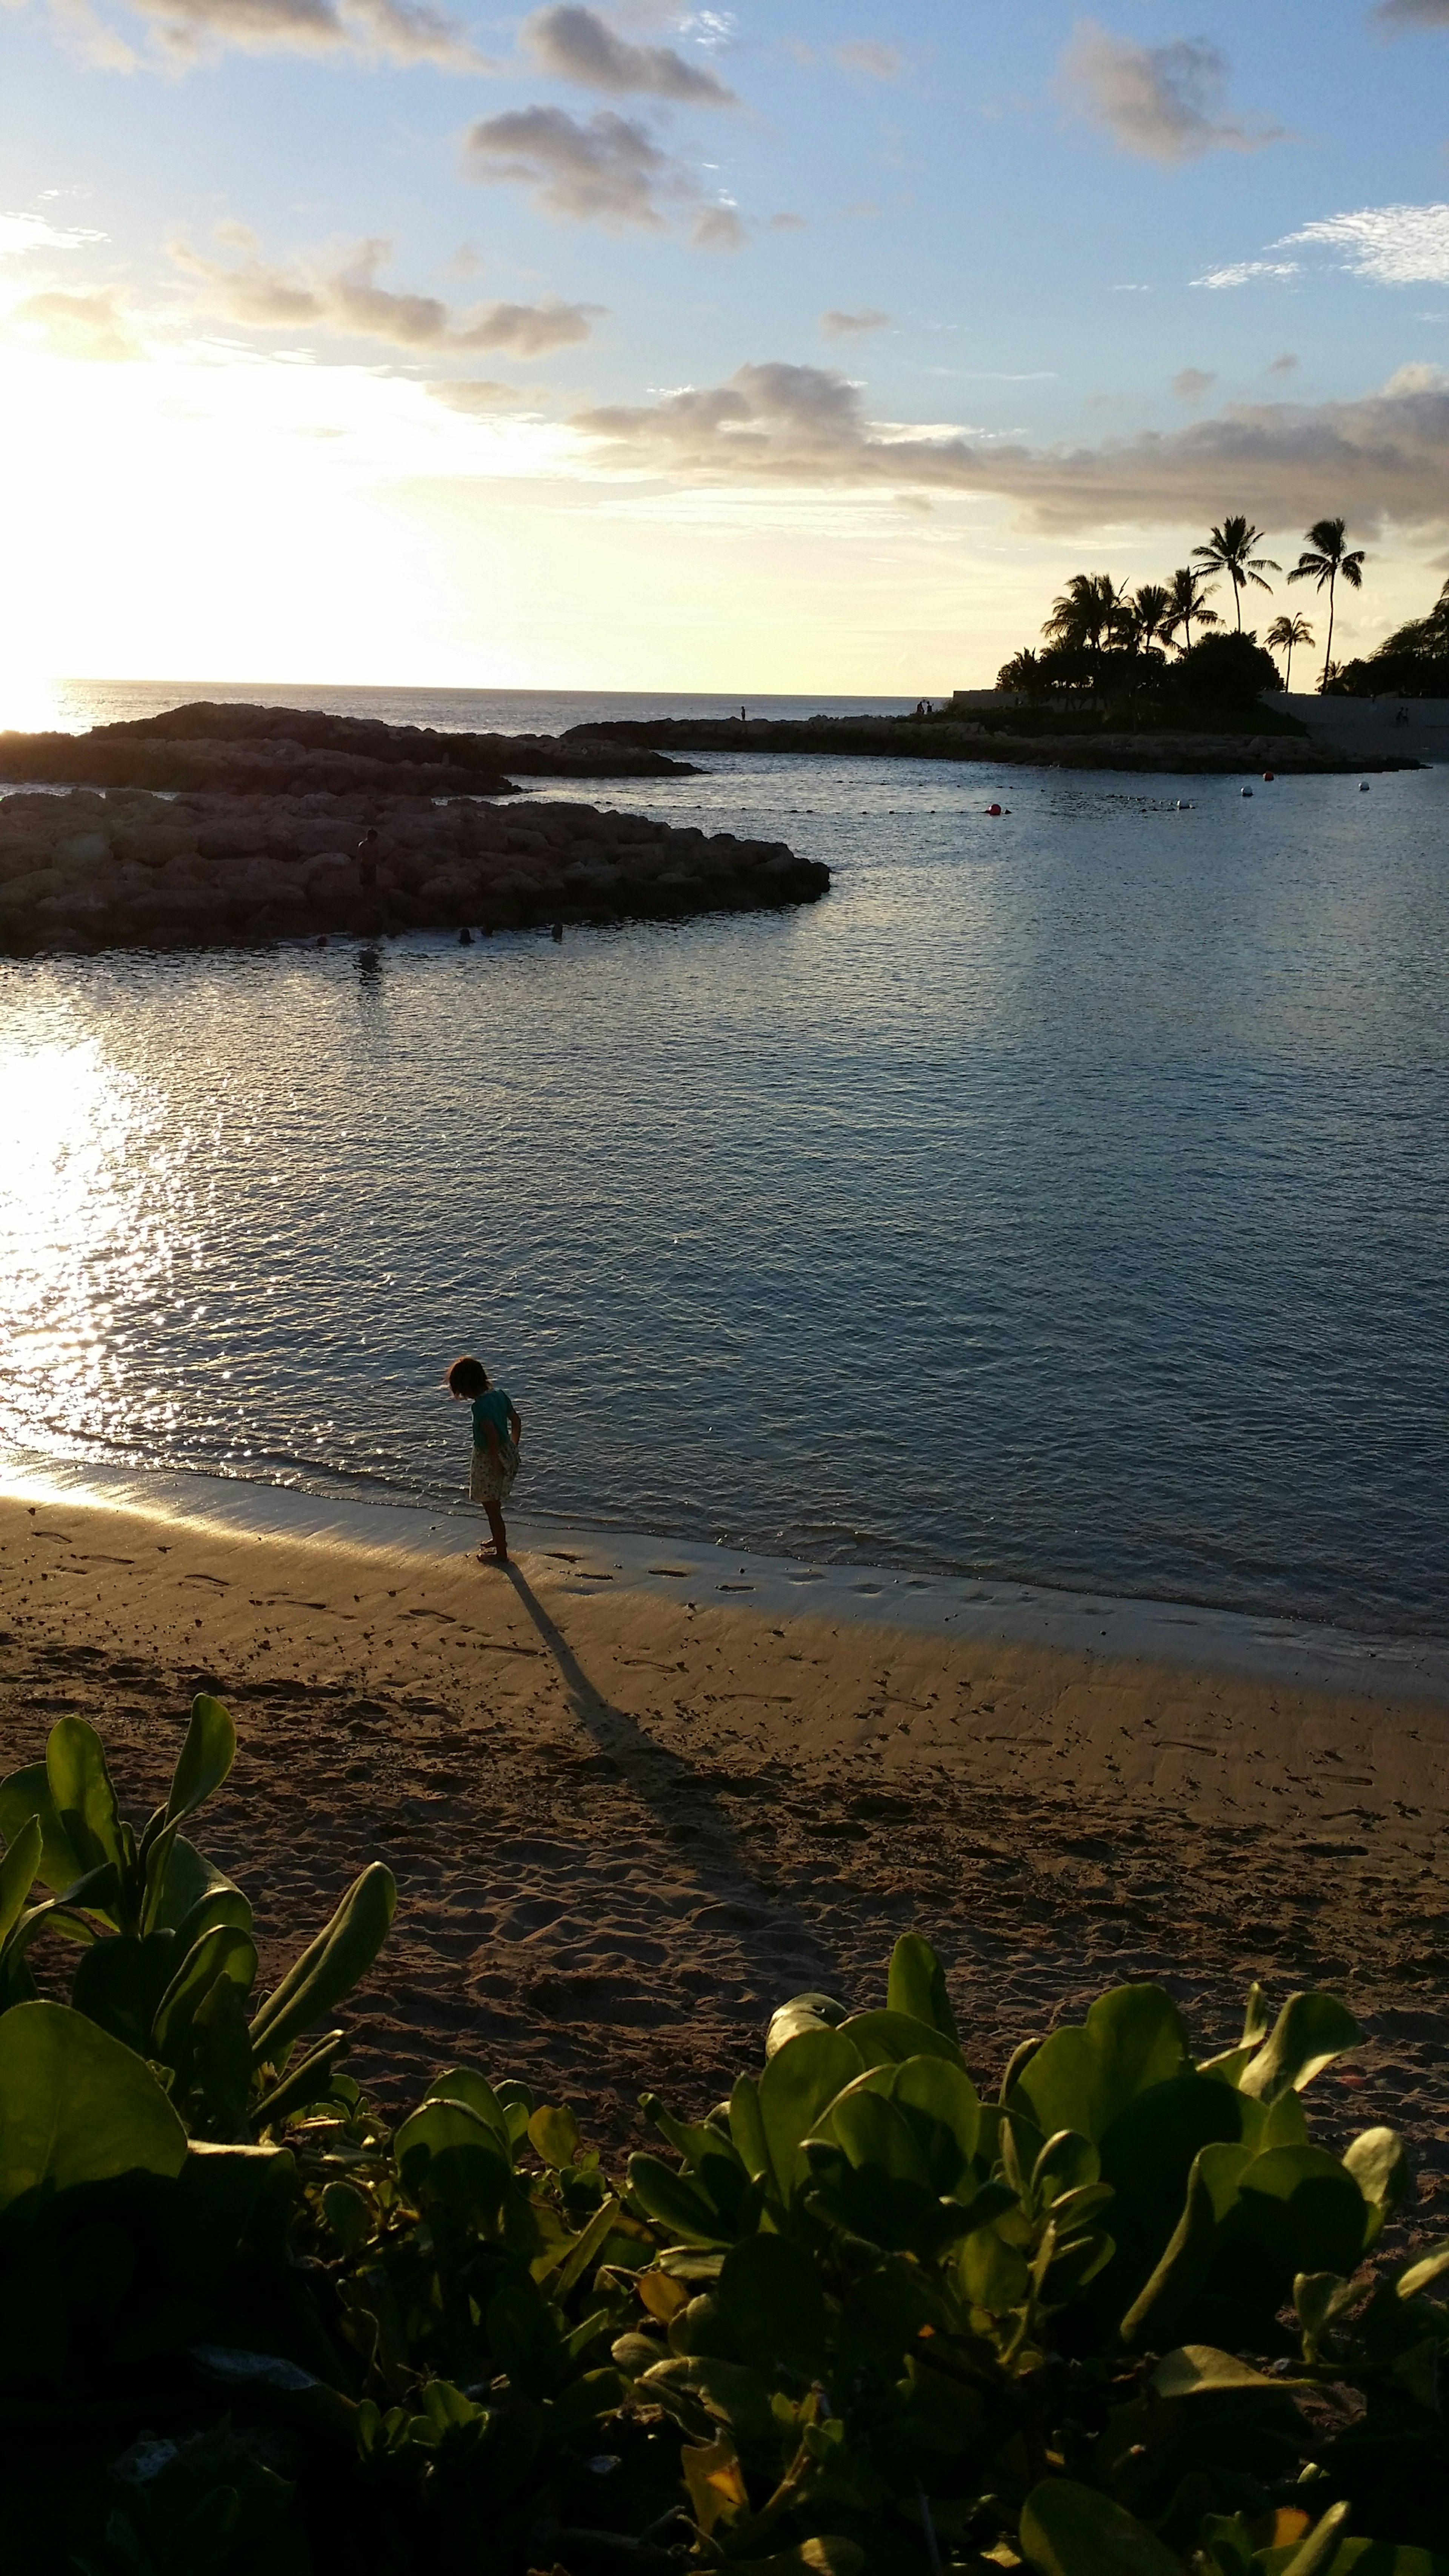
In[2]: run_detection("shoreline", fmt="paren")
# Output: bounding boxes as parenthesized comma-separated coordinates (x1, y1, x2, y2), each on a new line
(6, 1450, 1448, 1702)
(2, 1478, 1447, 2166)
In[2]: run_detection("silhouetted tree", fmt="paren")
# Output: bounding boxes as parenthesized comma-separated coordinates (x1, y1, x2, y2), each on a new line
(1287, 518, 1365, 691)
(1192, 517, 1280, 630)
(1265, 612, 1314, 691)
(1161, 566, 1221, 653)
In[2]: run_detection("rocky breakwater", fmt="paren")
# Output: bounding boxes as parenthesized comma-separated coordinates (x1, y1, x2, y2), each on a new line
(0, 787, 828, 957)
(557, 712, 1419, 775)
(0, 699, 696, 798)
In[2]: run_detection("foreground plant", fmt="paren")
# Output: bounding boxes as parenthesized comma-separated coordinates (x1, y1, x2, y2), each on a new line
(0, 1699, 395, 2136)
(0, 1701, 1443, 2575)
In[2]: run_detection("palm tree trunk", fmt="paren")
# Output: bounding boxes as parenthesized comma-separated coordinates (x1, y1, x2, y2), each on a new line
(1233, 576, 1242, 631)
(1284, 641, 1293, 690)
(1321, 577, 1336, 693)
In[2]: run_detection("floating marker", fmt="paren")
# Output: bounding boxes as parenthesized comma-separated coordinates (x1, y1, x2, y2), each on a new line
(1360, 780, 1371, 792)
(1241, 786, 1254, 798)
(987, 802, 1003, 816)
(1262, 771, 1275, 783)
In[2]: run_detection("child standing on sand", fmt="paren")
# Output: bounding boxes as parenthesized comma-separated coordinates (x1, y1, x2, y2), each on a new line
(447, 1357, 522, 1564)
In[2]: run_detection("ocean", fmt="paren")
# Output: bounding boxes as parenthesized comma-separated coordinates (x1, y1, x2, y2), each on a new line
(2, 680, 1445, 1636)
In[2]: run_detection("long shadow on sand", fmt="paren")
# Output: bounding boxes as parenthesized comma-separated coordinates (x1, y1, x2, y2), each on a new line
(501, 1561, 838, 1991)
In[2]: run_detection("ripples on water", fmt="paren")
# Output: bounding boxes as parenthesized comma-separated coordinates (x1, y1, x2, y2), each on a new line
(2, 706, 1446, 1633)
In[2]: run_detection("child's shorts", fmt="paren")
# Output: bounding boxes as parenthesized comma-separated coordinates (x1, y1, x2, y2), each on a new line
(470, 1439, 519, 1505)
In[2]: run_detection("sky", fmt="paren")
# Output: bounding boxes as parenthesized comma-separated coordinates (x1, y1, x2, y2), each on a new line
(3, 0, 1449, 696)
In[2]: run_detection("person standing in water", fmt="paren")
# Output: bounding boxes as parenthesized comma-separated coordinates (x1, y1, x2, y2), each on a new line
(448, 1356, 522, 1563)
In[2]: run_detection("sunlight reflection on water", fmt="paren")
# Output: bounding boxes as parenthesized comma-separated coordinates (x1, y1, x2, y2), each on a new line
(2, 743, 1446, 1633)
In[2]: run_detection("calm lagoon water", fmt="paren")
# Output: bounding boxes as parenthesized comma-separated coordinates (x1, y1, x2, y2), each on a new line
(2, 683, 1446, 1634)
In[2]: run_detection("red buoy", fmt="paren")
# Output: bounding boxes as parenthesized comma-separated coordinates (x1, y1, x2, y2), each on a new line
(987, 802, 1002, 815)
(1263, 770, 1275, 783)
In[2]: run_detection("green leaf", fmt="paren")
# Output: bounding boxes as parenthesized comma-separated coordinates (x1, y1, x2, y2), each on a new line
(0, 1814, 42, 1952)
(1397, 2240, 1449, 2301)
(765, 1992, 849, 2059)
(1034, 2129, 1100, 2201)
(487, 2278, 561, 2398)
(147, 1838, 246, 1938)
(728, 2074, 772, 2187)
(396, 2096, 510, 2218)
(1151, 2344, 1297, 2397)
(528, 2104, 581, 2168)
(1279, 2504, 1355, 2576)
(958, 2224, 1031, 2313)
(1018, 1984, 1189, 2144)
(838, 2008, 963, 2070)
(323, 2179, 372, 2255)
(758, 2026, 864, 2200)
(640, 2354, 778, 2449)
(45, 1720, 126, 1881)
(72, 1930, 180, 2054)
(424, 2067, 512, 2145)
(0, 1999, 186, 2206)
(1239, 1994, 1363, 2105)
(1343, 2128, 1409, 2247)
(0, 1763, 83, 1896)
(165, 1694, 236, 1826)
(628, 2152, 731, 2245)
(886, 1934, 960, 2045)
(248, 1861, 395, 2067)
(1295, 2271, 1360, 2349)
(153, 1924, 258, 2079)
(1021, 2479, 1179, 2576)
(1235, 2145, 1371, 2280)
(1119, 2143, 1252, 2348)
(889, 2053, 982, 2192)
(250, 2029, 349, 2135)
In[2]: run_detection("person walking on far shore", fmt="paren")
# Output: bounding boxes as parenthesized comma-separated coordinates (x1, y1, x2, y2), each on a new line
(448, 1356, 522, 1564)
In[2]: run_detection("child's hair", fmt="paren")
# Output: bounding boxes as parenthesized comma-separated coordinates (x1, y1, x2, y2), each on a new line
(448, 1356, 489, 1398)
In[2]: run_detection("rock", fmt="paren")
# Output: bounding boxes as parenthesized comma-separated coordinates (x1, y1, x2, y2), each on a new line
(0, 784, 828, 955)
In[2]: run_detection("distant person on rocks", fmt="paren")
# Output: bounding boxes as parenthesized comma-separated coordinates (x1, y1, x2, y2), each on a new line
(357, 828, 380, 892)
(448, 1355, 522, 1564)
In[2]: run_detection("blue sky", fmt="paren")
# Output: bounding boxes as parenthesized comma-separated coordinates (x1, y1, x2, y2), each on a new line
(3, 0, 1449, 691)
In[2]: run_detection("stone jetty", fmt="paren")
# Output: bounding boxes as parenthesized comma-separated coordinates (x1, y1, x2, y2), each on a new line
(0, 699, 697, 799)
(0, 787, 828, 957)
(556, 711, 1421, 775)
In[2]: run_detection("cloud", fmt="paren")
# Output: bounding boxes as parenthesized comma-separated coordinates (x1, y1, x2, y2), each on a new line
(1172, 366, 1215, 401)
(1282, 201, 1449, 284)
(464, 104, 673, 226)
(820, 306, 890, 337)
(0, 210, 108, 255)
(1268, 350, 1298, 373)
(176, 237, 600, 352)
(1194, 259, 1300, 287)
(1372, 0, 1449, 28)
(834, 38, 898, 77)
(1059, 20, 1286, 164)
(769, 211, 806, 231)
(45, 0, 487, 65)
(8, 286, 143, 360)
(521, 4, 735, 101)
(426, 378, 529, 411)
(691, 205, 745, 249)
(571, 355, 1449, 535)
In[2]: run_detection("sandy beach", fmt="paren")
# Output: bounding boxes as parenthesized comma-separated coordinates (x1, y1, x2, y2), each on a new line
(2, 1484, 1446, 2184)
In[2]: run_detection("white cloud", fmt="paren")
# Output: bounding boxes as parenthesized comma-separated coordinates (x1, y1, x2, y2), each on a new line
(175, 236, 600, 352)
(834, 38, 898, 77)
(1282, 202, 1449, 285)
(1372, 0, 1449, 28)
(1194, 259, 1300, 288)
(820, 306, 890, 337)
(521, 4, 735, 101)
(0, 211, 108, 255)
(7, 286, 143, 360)
(426, 377, 531, 412)
(571, 356, 1449, 535)
(1172, 366, 1215, 401)
(1059, 20, 1286, 164)
(691, 204, 746, 249)
(463, 104, 673, 227)
(21, 0, 487, 65)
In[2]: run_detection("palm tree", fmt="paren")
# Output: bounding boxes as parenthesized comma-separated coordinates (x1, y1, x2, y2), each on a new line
(1131, 583, 1173, 652)
(1161, 565, 1221, 654)
(1265, 611, 1314, 692)
(1044, 571, 1125, 659)
(1287, 518, 1366, 692)
(1192, 516, 1281, 629)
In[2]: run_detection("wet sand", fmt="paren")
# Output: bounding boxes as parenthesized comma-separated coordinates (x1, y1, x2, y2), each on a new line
(2, 1488, 1446, 2190)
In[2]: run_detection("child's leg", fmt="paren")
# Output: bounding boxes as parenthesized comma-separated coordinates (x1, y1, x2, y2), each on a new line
(479, 1500, 508, 1562)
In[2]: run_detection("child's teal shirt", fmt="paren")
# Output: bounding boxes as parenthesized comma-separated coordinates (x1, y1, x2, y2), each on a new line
(471, 1388, 514, 1449)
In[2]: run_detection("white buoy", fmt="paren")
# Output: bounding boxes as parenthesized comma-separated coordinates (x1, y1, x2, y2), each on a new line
(1360, 780, 1371, 792)
(1241, 786, 1253, 798)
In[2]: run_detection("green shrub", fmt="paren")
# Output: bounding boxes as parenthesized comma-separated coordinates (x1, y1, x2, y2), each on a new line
(0, 1703, 1444, 2575)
